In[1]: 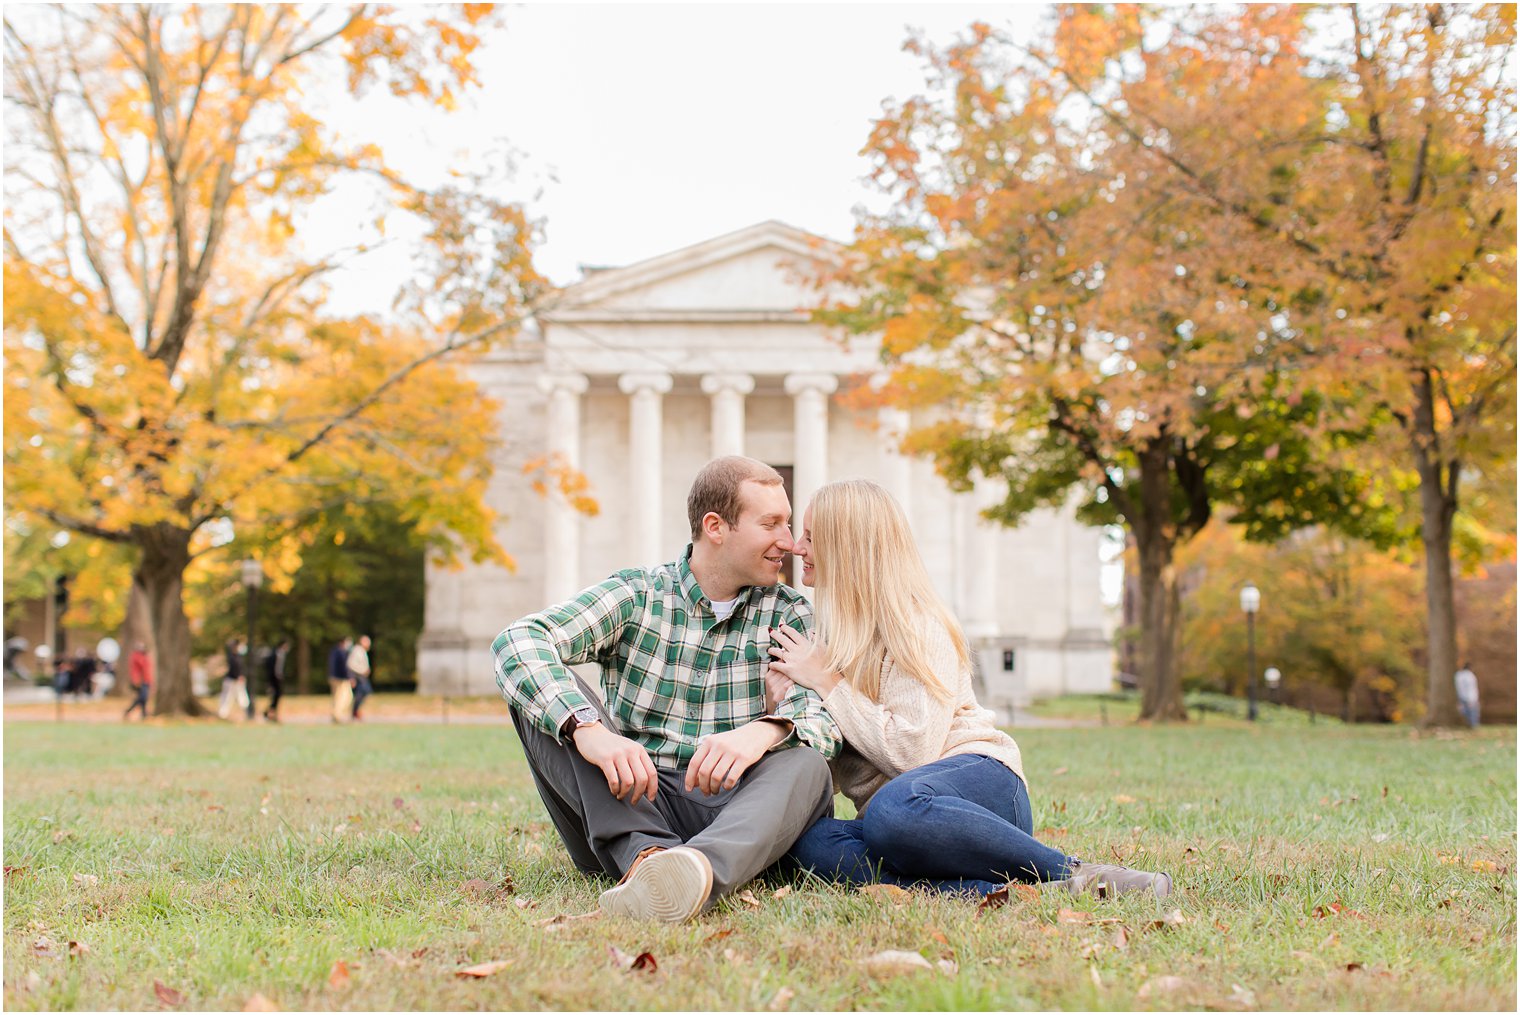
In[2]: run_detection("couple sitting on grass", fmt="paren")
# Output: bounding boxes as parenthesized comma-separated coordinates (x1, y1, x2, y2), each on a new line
(493, 456, 1170, 923)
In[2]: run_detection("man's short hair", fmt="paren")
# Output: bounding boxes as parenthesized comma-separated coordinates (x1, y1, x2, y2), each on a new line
(687, 456, 785, 539)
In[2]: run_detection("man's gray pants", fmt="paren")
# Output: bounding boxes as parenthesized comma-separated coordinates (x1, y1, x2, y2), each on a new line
(508, 693, 833, 911)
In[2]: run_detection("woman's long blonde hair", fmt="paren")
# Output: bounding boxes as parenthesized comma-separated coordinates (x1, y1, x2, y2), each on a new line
(809, 479, 969, 703)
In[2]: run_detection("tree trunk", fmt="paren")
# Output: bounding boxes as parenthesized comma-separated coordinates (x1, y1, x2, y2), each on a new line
(133, 524, 204, 717)
(1135, 525, 1187, 721)
(296, 632, 312, 695)
(1411, 371, 1463, 727)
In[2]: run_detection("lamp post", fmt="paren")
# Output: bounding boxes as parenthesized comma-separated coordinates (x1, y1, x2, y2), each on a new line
(1240, 583, 1260, 721)
(1264, 667, 1282, 708)
(240, 559, 263, 720)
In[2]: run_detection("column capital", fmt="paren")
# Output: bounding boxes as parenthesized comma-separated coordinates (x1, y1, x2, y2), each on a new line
(700, 372, 756, 397)
(618, 371, 674, 396)
(784, 372, 839, 397)
(537, 371, 589, 396)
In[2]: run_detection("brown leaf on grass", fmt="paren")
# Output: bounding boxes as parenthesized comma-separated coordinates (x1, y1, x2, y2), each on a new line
(977, 887, 1009, 913)
(936, 959, 959, 976)
(928, 928, 949, 946)
(4, 865, 28, 878)
(766, 985, 796, 1010)
(456, 959, 514, 978)
(1110, 926, 1129, 951)
(536, 910, 602, 932)
(1036, 826, 1069, 839)
(241, 993, 280, 1011)
(1345, 961, 1363, 972)
(205, 804, 224, 813)
(72, 873, 99, 886)
(153, 980, 184, 1007)
(1136, 975, 1196, 1001)
(630, 952, 657, 973)
(32, 935, 58, 958)
(772, 885, 792, 900)
(861, 950, 934, 977)
(327, 960, 351, 989)
(723, 947, 748, 965)
(393, 797, 405, 809)
(1111, 794, 1137, 805)
(1058, 908, 1093, 924)
(513, 897, 538, 910)
(1146, 908, 1187, 931)
(703, 928, 734, 944)
(1051, 766, 1069, 776)
(857, 884, 912, 904)
(737, 889, 761, 908)
(461, 877, 515, 903)
(410, 820, 423, 833)
(67, 940, 90, 958)
(411, 947, 429, 959)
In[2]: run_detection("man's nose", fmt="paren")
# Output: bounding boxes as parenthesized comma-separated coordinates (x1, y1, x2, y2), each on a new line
(775, 530, 795, 552)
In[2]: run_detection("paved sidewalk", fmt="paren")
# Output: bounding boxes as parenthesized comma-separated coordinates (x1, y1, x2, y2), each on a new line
(3, 689, 1097, 728)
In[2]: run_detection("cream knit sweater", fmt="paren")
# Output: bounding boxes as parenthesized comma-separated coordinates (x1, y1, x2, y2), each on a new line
(822, 618, 1026, 814)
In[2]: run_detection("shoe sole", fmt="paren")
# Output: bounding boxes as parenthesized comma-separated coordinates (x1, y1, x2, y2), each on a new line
(599, 847, 713, 923)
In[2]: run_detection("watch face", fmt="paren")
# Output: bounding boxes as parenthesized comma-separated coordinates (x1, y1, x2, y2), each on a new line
(573, 707, 600, 725)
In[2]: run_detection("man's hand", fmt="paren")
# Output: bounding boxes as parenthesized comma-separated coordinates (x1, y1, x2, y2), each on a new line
(684, 720, 788, 796)
(572, 723, 660, 803)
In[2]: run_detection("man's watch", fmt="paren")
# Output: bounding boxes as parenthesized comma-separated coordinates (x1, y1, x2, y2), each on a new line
(568, 705, 601, 735)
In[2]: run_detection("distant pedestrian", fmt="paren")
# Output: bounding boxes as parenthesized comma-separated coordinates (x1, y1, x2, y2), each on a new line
(69, 650, 97, 699)
(1454, 662, 1480, 728)
(327, 636, 352, 724)
(348, 635, 373, 721)
(218, 638, 248, 719)
(123, 642, 153, 720)
(263, 639, 289, 723)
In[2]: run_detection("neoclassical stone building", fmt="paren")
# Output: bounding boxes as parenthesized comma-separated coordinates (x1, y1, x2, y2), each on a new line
(417, 222, 1113, 712)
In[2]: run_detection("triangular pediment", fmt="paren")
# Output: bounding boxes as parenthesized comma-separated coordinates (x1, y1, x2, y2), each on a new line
(545, 221, 843, 317)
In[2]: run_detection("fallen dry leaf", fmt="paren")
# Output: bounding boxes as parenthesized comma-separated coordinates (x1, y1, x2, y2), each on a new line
(72, 873, 99, 887)
(723, 947, 748, 965)
(67, 940, 90, 958)
(153, 980, 184, 1007)
(1058, 908, 1093, 925)
(1147, 908, 1188, 930)
(861, 950, 934, 977)
(1112, 794, 1137, 805)
(1052, 766, 1069, 776)
(630, 952, 657, 973)
(936, 958, 958, 976)
(456, 959, 513, 978)
(857, 884, 912, 904)
(241, 993, 280, 1011)
(32, 935, 57, 958)
(772, 885, 792, 900)
(410, 820, 423, 833)
(513, 898, 537, 910)
(1137, 975, 1195, 1001)
(1211, 983, 1258, 1011)
(536, 910, 602, 932)
(928, 928, 949, 946)
(766, 985, 796, 1010)
(1111, 926, 1129, 951)
(703, 928, 734, 944)
(205, 804, 224, 813)
(737, 889, 761, 908)
(977, 887, 1010, 913)
(4, 865, 28, 878)
(327, 960, 351, 989)
(393, 797, 405, 809)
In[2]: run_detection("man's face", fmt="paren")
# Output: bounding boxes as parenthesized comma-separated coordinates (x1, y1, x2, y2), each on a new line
(714, 481, 794, 588)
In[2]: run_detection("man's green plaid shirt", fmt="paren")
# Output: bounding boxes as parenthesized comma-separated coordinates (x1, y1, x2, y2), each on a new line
(493, 547, 842, 768)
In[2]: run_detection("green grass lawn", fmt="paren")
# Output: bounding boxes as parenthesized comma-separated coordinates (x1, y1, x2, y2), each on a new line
(3, 719, 1513, 1011)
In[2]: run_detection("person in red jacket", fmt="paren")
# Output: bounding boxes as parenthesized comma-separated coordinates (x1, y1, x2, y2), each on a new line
(123, 642, 152, 720)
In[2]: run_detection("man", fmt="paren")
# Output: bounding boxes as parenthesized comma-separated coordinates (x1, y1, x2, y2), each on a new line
(123, 641, 152, 720)
(263, 639, 289, 723)
(494, 456, 840, 924)
(327, 636, 352, 724)
(348, 635, 373, 721)
(1454, 662, 1480, 729)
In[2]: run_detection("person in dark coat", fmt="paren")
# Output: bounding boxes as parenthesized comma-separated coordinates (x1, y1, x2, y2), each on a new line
(327, 636, 352, 724)
(263, 640, 289, 723)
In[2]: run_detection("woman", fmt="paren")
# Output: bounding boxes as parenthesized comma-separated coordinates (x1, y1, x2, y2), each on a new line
(767, 479, 1171, 900)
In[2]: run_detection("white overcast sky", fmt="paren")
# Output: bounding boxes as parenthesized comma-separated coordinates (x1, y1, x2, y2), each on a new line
(318, 3, 1044, 312)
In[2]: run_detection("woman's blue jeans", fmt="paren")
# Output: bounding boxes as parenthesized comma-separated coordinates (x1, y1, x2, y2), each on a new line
(788, 753, 1074, 897)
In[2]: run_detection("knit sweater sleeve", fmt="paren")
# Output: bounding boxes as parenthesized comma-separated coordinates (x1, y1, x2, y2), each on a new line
(820, 623, 960, 778)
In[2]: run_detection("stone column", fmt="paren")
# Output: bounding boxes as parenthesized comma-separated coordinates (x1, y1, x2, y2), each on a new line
(700, 373, 755, 459)
(964, 477, 1003, 640)
(618, 371, 674, 566)
(784, 372, 838, 536)
(538, 372, 590, 602)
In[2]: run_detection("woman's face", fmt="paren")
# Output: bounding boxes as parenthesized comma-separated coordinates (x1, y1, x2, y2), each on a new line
(794, 503, 816, 587)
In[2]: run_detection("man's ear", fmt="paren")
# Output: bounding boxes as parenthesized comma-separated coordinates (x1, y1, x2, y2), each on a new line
(701, 511, 727, 544)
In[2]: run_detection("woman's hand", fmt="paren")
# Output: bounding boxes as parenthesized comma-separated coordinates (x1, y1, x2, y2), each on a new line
(767, 626, 841, 696)
(763, 667, 795, 712)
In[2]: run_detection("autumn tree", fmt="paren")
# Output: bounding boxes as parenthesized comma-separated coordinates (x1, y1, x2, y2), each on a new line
(823, 16, 1403, 720)
(3, 5, 546, 715)
(1176, 521, 1425, 722)
(1012, 4, 1517, 725)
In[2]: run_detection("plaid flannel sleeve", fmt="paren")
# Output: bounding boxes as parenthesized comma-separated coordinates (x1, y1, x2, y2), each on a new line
(492, 572, 643, 740)
(768, 602, 843, 759)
